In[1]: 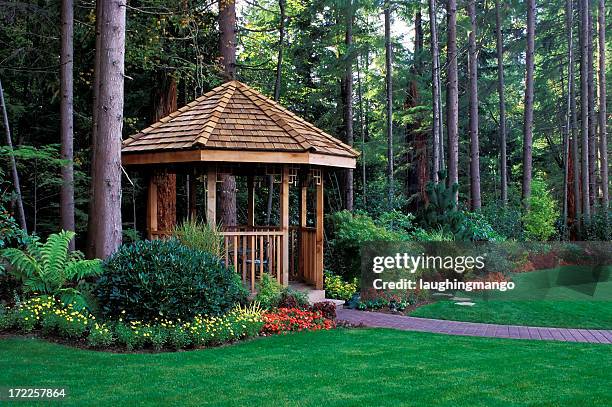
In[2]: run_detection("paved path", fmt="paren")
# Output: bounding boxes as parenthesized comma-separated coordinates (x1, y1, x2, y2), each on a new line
(336, 308, 612, 344)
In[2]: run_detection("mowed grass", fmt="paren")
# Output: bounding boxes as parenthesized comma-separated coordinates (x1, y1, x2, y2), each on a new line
(410, 300, 612, 329)
(1, 329, 611, 406)
(411, 266, 612, 329)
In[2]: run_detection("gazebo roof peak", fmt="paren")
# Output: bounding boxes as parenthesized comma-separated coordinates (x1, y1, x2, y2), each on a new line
(122, 80, 358, 168)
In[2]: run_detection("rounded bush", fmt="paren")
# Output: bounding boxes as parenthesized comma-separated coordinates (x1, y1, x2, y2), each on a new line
(96, 239, 247, 322)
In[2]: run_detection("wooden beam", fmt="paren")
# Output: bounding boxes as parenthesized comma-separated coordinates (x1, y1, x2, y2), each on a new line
(298, 176, 307, 282)
(247, 176, 255, 226)
(122, 149, 357, 169)
(147, 175, 158, 239)
(315, 170, 324, 290)
(280, 165, 290, 286)
(206, 166, 217, 225)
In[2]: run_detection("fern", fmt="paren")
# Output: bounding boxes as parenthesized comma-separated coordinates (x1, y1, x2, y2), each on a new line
(0, 230, 102, 310)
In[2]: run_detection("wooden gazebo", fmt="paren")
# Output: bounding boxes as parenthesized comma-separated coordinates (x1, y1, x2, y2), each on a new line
(122, 80, 357, 291)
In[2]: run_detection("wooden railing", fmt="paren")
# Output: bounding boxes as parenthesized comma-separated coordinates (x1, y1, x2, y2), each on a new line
(220, 229, 284, 292)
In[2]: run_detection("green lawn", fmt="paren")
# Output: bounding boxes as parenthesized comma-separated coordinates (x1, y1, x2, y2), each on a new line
(1, 329, 611, 406)
(411, 266, 612, 329)
(410, 300, 612, 329)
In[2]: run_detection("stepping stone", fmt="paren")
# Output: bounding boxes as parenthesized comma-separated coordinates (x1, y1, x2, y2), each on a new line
(455, 302, 476, 306)
(432, 293, 453, 297)
(451, 297, 471, 301)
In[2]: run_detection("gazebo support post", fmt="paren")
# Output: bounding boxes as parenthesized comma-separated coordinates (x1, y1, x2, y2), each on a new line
(206, 166, 217, 225)
(146, 174, 158, 239)
(280, 165, 290, 285)
(315, 170, 324, 289)
(298, 173, 308, 282)
(247, 175, 255, 227)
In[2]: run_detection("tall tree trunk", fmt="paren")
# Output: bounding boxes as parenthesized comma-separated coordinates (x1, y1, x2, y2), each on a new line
(429, 0, 440, 183)
(152, 76, 178, 231)
(219, 0, 236, 79)
(266, 0, 287, 224)
(86, 0, 103, 257)
(587, 3, 596, 210)
(579, 0, 591, 220)
(92, 0, 126, 258)
(273, 0, 286, 101)
(446, 0, 459, 204)
(357, 53, 367, 206)
(406, 10, 427, 210)
(522, 0, 535, 211)
(0, 78, 27, 232)
(598, 0, 609, 213)
(341, 0, 354, 211)
(565, 0, 577, 234)
(60, 0, 75, 249)
(570, 0, 581, 232)
(384, 1, 394, 206)
(495, 0, 508, 205)
(467, 0, 481, 210)
(218, 0, 237, 226)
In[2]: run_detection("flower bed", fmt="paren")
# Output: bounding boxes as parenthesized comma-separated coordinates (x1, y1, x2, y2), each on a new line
(0, 297, 265, 351)
(1, 298, 338, 351)
(262, 308, 335, 334)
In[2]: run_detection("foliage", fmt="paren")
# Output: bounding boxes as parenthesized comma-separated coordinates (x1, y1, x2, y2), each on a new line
(254, 274, 309, 309)
(523, 178, 559, 241)
(327, 210, 410, 278)
(254, 273, 283, 309)
(96, 239, 247, 322)
(410, 227, 455, 241)
(1, 231, 102, 310)
(581, 209, 612, 241)
(324, 272, 358, 301)
(173, 219, 223, 258)
(87, 322, 114, 348)
(2, 296, 264, 351)
(3, 296, 93, 337)
(419, 173, 463, 235)
(376, 210, 417, 233)
(261, 308, 335, 334)
(277, 289, 309, 309)
(0, 198, 28, 252)
(461, 212, 505, 242)
(481, 203, 525, 240)
(310, 301, 337, 320)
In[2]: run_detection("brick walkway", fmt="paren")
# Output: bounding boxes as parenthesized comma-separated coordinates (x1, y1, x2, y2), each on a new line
(336, 308, 612, 344)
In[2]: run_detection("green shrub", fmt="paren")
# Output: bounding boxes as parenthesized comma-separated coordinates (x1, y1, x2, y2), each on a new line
(169, 325, 191, 349)
(254, 274, 283, 309)
(173, 219, 223, 258)
(481, 203, 524, 240)
(410, 227, 455, 241)
(581, 209, 612, 240)
(1, 231, 102, 310)
(327, 210, 409, 278)
(462, 212, 505, 242)
(114, 322, 146, 351)
(87, 323, 114, 348)
(523, 178, 559, 241)
(376, 210, 416, 233)
(0, 304, 13, 330)
(324, 272, 358, 301)
(277, 288, 309, 309)
(96, 239, 247, 322)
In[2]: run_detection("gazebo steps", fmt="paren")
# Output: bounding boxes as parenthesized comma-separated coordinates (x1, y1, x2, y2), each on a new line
(289, 282, 326, 304)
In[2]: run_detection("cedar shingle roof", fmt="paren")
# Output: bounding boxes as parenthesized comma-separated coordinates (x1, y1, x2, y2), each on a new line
(122, 81, 358, 160)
